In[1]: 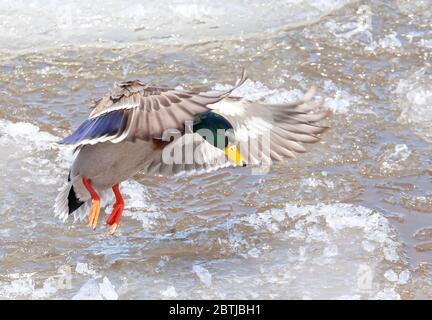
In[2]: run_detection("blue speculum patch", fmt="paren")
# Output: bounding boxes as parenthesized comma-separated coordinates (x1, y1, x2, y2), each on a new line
(61, 110, 125, 144)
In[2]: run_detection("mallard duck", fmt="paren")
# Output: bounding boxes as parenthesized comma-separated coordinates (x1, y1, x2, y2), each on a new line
(54, 71, 329, 234)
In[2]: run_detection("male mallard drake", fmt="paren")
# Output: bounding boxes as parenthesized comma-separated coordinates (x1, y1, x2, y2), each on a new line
(55, 71, 329, 234)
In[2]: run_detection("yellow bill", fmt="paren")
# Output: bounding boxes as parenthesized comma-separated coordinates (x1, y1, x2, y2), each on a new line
(224, 145, 246, 167)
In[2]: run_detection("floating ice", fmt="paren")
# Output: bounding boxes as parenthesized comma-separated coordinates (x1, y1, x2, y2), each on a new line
(325, 5, 376, 49)
(323, 244, 339, 257)
(247, 248, 262, 258)
(72, 279, 103, 300)
(0, 120, 58, 151)
(0, 0, 355, 51)
(157, 256, 171, 269)
(362, 240, 376, 252)
(32, 279, 59, 300)
(0, 278, 35, 299)
(373, 288, 401, 300)
(215, 72, 354, 115)
(417, 39, 432, 49)
(384, 269, 399, 282)
(1, 202, 408, 299)
(120, 180, 166, 230)
(396, 0, 432, 19)
(202, 203, 408, 299)
(0, 119, 72, 231)
(361, 144, 419, 178)
(323, 80, 358, 114)
(0, 267, 73, 299)
(72, 277, 118, 300)
(398, 270, 410, 285)
(213, 79, 303, 104)
(379, 32, 402, 49)
(99, 277, 119, 300)
(381, 144, 412, 172)
(192, 265, 212, 287)
(160, 286, 178, 298)
(75, 262, 96, 275)
(394, 67, 432, 143)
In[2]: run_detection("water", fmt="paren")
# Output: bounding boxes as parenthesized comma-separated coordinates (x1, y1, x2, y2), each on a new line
(1, 0, 432, 299)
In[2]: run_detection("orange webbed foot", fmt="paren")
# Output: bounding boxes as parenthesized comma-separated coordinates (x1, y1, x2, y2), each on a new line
(106, 184, 124, 235)
(87, 198, 101, 229)
(106, 202, 124, 234)
(82, 177, 101, 230)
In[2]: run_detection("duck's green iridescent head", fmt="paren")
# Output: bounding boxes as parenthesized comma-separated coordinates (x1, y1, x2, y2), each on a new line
(193, 111, 245, 166)
(193, 112, 232, 147)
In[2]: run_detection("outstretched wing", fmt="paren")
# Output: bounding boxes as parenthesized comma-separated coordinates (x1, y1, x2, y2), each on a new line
(208, 86, 330, 165)
(61, 72, 247, 146)
(139, 86, 330, 177)
(139, 133, 233, 176)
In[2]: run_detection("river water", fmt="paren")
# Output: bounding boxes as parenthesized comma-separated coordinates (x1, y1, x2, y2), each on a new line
(1, 0, 432, 299)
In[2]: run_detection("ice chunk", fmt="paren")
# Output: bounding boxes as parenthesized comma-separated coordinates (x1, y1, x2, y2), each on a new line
(362, 240, 376, 252)
(72, 276, 117, 300)
(0, 0, 356, 51)
(72, 279, 103, 300)
(337, 294, 361, 300)
(54, 266, 73, 290)
(213, 79, 304, 105)
(247, 248, 262, 259)
(0, 278, 34, 299)
(0, 121, 58, 150)
(239, 203, 404, 296)
(323, 244, 338, 257)
(384, 269, 399, 282)
(76, 263, 89, 275)
(357, 264, 374, 291)
(361, 144, 418, 178)
(383, 246, 400, 263)
(157, 256, 170, 269)
(394, 67, 432, 143)
(161, 286, 178, 298)
(379, 32, 402, 49)
(75, 262, 96, 275)
(384, 269, 410, 285)
(418, 39, 432, 48)
(373, 288, 401, 300)
(398, 270, 410, 285)
(323, 80, 352, 114)
(396, 0, 432, 19)
(32, 278, 59, 299)
(99, 277, 118, 300)
(193, 265, 212, 287)
(120, 180, 166, 230)
(325, 5, 377, 50)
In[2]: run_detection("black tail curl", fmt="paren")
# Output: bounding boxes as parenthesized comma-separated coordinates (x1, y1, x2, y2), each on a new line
(67, 173, 84, 214)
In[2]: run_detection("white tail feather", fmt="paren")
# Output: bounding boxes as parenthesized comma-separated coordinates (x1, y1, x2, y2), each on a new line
(71, 189, 114, 222)
(54, 178, 114, 223)
(54, 181, 73, 222)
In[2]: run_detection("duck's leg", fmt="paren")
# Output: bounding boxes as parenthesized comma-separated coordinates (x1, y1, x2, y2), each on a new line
(106, 184, 124, 234)
(82, 177, 101, 229)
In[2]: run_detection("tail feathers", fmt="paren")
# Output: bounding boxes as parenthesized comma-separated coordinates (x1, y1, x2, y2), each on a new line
(54, 181, 74, 222)
(54, 177, 115, 223)
(68, 183, 84, 214)
(54, 180, 84, 222)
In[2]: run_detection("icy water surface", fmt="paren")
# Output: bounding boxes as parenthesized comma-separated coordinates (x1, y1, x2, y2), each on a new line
(1, 0, 432, 299)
